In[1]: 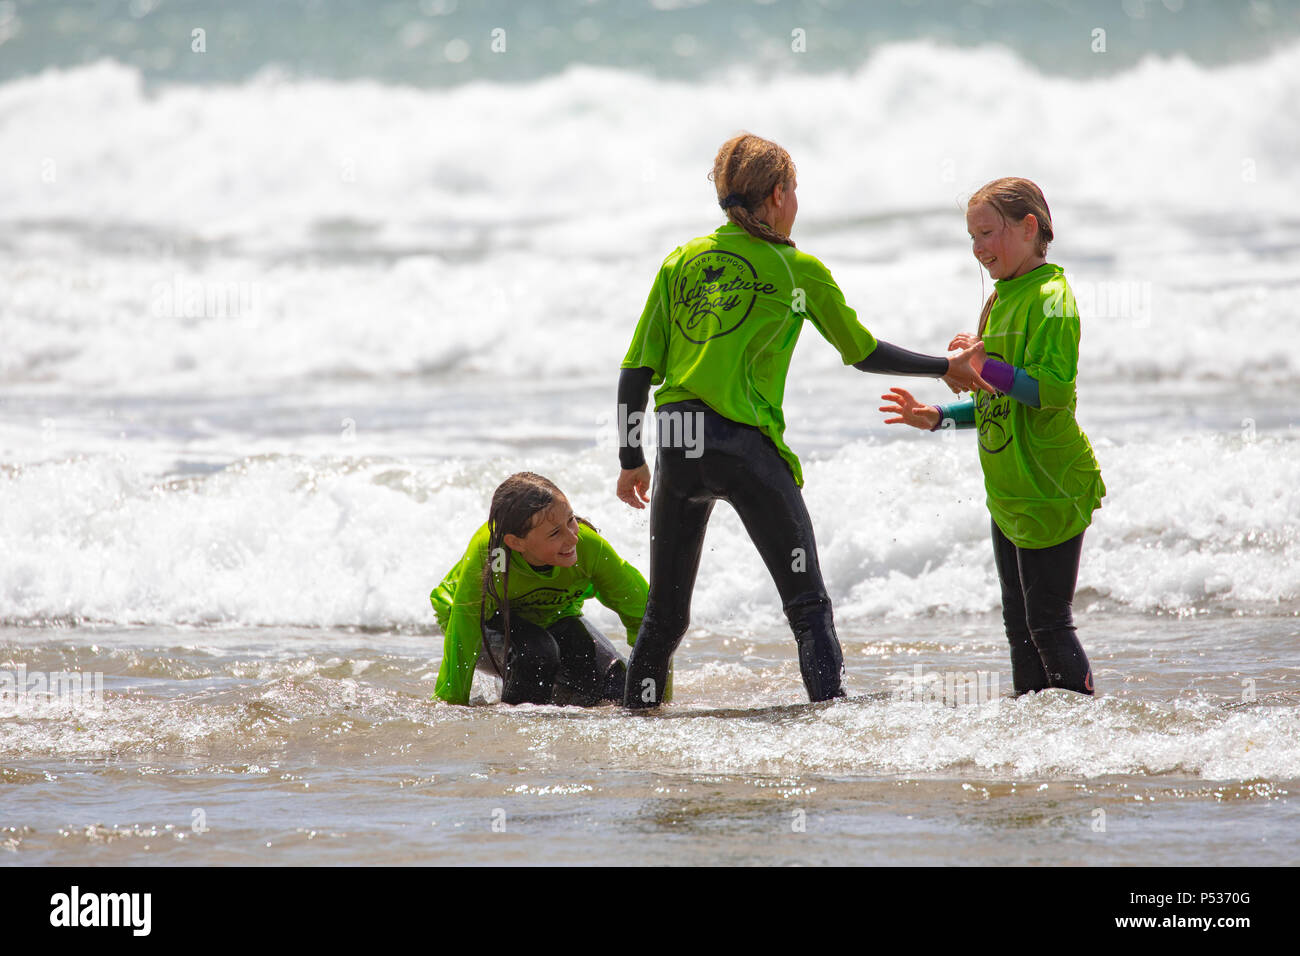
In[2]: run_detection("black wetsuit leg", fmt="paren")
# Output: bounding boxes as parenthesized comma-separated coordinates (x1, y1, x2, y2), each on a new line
(587, 621, 630, 702)
(482, 614, 625, 706)
(991, 524, 1051, 694)
(715, 422, 845, 703)
(991, 518, 1093, 696)
(548, 615, 628, 705)
(623, 401, 845, 707)
(622, 450, 716, 708)
(481, 613, 560, 705)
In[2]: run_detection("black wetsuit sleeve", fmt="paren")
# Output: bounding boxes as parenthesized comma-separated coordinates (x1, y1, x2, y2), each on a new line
(617, 366, 654, 470)
(852, 340, 949, 377)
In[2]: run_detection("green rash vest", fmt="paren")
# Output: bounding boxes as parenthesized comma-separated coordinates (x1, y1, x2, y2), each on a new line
(621, 222, 879, 486)
(430, 522, 648, 705)
(974, 263, 1106, 549)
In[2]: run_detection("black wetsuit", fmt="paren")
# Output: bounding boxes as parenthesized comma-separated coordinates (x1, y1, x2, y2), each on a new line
(618, 341, 951, 708)
(479, 613, 627, 706)
(990, 519, 1094, 695)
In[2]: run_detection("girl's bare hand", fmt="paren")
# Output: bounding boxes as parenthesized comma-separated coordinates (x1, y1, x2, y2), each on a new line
(879, 387, 940, 431)
(616, 464, 651, 510)
(944, 343, 992, 393)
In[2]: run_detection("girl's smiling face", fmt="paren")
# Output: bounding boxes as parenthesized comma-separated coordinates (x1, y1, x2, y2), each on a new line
(967, 201, 1042, 280)
(503, 499, 580, 568)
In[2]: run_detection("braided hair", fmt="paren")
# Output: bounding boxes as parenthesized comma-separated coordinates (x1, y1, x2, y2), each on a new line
(709, 132, 797, 248)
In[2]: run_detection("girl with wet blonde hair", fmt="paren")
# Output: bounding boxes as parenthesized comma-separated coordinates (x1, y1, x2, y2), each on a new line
(881, 177, 1105, 696)
(614, 132, 991, 708)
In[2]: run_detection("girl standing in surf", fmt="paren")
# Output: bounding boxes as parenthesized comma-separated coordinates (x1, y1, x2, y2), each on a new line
(431, 472, 647, 706)
(880, 177, 1105, 696)
(615, 132, 990, 708)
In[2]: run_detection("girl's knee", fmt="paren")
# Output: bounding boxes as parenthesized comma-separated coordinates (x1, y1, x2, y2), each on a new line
(502, 636, 561, 704)
(601, 659, 628, 701)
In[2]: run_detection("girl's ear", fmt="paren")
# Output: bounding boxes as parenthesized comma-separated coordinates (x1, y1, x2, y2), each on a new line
(502, 533, 524, 552)
(1022, 213, 1038, 242)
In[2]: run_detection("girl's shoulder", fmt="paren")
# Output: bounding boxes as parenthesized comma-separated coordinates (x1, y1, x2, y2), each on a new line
(575, 520, 609, 549)
(1032, 262, 1069, 291)
(662, 225, 737, 265)
(994, 263, 1073, 310)
(457, 520, 493, 561)
(658, 241, 689, 269)
(1037, 263, 1071, 293)
(784, 243, 847, 287)
(574, 521, 627, 565)
(1032, 265, 1078, 323)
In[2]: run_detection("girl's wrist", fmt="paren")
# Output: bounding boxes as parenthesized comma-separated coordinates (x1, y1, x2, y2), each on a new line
(928, 405, 943, 431)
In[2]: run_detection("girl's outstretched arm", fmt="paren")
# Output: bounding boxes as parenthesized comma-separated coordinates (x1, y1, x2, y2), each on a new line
(853, 341, 947, 376)
(855, 341, 992, 394)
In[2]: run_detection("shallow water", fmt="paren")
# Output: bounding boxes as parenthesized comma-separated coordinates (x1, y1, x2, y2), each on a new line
(3, 612, 1296, 865)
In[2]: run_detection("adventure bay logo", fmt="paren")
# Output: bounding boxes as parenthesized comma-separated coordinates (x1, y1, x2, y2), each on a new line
(672, 250, 777, 343)
(975, 351, 1013, 454)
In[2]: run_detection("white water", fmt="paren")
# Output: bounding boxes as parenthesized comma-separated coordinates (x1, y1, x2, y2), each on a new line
(2, 46, 1297, 628)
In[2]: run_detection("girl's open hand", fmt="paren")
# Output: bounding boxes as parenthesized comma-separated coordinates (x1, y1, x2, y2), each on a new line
(879, 387, 940, 431)
(948, 333, 980, 352)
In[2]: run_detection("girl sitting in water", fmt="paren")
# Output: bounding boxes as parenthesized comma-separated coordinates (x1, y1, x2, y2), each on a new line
(880, 177, 1105, 696)
(430, 472, 648, 706)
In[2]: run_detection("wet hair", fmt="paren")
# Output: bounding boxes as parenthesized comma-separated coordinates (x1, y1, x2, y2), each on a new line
(968, 177, 1054, 333)
(478, 472, 595, 680)
(710, 132, 797, 248)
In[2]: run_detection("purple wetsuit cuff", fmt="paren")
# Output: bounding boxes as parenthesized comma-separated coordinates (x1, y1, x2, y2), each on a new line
(930, 405, 944, 431)
(982, 359, 1015, 393)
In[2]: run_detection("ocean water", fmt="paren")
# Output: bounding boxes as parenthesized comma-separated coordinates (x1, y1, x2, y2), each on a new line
(2, 0, 1298, 866)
